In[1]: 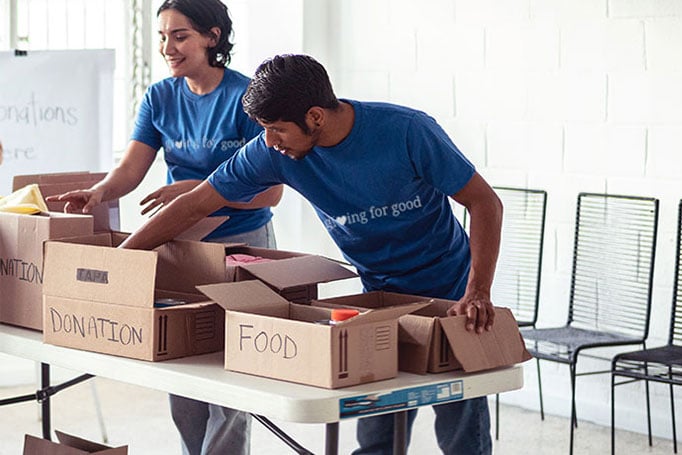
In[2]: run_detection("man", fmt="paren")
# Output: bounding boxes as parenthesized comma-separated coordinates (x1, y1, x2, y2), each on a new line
(121, 53, 503, 454)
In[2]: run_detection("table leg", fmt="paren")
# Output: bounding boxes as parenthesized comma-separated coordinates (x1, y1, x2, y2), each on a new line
(325, 422, 339, 455)
(40, 363, 51, 440)
(393, 410, 408, 455)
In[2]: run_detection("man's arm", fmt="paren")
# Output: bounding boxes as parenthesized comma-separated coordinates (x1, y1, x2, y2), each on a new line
(119, 181, 228, 250)
(448, 172, 503, 333)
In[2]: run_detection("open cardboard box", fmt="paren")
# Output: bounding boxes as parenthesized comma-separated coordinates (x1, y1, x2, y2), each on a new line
(13, 172, 120, 232)
(41, 233, 225, 361)
(314, 291, 532, 374)
(198, 280, 430, 388)
(155, 242, 358, 303)
(0, 211, 94, 330)
(23, 430, 127, 454)
(225, 245, 358, 302)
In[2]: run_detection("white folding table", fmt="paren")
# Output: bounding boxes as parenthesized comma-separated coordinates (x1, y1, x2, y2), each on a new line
(0, 324, 524, 454)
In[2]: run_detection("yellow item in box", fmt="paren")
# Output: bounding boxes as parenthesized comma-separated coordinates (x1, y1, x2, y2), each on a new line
(0, 183, 49, 214)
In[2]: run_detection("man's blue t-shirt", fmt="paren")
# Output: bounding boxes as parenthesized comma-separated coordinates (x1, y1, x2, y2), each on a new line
(131, 68, 270, 239)
(209, 100, 475, 299)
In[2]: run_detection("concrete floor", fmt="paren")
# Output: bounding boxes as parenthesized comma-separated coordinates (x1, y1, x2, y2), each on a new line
(0, 376, 678, 454)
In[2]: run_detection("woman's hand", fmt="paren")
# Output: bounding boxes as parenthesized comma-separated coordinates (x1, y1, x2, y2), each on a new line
(46, 187, 105, 214)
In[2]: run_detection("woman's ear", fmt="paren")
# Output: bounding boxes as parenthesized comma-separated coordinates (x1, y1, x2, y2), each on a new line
(208, 26, 221, 47)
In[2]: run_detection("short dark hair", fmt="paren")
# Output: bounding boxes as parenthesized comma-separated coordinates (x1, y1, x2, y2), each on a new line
(242, 54, 339, 132)
(157, 0, 234, 67)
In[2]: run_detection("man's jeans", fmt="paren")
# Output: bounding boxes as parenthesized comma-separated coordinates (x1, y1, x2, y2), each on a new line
(170, 221, 276, 455)
(353, 396, 492, 455)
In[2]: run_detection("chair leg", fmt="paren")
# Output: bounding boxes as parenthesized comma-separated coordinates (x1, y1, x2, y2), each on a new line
(495, 393, 500, 440)
(611, 371, 616, 455)
(536, 358, 545, 420)
(670, 376, 677, 454)
(569, 362, 577, 455)
(645, 378, 652, 447)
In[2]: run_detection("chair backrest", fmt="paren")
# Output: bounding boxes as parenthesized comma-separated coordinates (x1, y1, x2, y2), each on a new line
(670, 200, 682, 346)
(569, 193, 659, 339)
(490, 187, 547, 326)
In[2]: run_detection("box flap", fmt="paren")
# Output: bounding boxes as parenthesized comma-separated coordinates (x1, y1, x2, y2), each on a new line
(55, 430, 127, 454)
(43, 240, 157, 307)
(340, 301, 432, 327)
(154, 239, 229, 293)
(23, 431, 127, 454)
(239, 255, 357, 289)
(439, 307, 532, 372)
(197, 280, 289, 312)
(174, 216, 229, 241)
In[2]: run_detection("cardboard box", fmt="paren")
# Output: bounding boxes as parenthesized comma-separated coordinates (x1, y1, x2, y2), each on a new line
(13, 172, 120, 232)
(154, 242, 358, 303)
(0, 211, 94, 330)
(42, 234, 225, 361)
(198, 280, 429, 388)
(314, 291, 532, 374)
(23, 430, 127, 454)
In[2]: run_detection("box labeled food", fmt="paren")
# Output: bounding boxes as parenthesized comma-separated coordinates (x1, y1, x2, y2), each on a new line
(198, 280, 429, 388)
(314, 291, 532, 374)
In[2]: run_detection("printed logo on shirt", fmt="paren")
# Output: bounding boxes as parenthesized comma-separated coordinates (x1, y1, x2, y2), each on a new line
(165, 137, 246, 151)
(324, 195, 423, 230)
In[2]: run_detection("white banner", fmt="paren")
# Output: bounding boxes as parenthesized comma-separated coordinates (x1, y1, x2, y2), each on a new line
(0, 49, 115, 195)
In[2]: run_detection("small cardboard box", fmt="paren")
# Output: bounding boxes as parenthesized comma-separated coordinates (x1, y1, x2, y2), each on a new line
(0, 211, 94, 330)
(314, 291, 532, 374)
(13, 172, 120, 232)
(198, 280, 429, 388)
(23, 430, 127, 454)
(154, 242, 358, 303)
(42, 233, 225, 361)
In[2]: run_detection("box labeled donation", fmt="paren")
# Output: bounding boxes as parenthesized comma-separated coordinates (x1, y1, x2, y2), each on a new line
(314, 291, 532, 374)
(198, 280, 429, 388)
(42, 233, 224, 361)
(0, 211, 94, 330)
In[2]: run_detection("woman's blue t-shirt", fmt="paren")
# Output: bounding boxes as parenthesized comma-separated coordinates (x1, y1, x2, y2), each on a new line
(208, 100, 475, 299)
(131, 68, 270, 239)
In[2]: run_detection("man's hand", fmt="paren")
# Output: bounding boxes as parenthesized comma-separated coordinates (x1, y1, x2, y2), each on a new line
(46, 188, 104, 214)
(447, 290, 495, 333)
(139, 180, 201, 216)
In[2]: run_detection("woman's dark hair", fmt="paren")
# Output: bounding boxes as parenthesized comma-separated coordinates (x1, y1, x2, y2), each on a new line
(242, 54, 339, 132)
(157, 0, 234, 67)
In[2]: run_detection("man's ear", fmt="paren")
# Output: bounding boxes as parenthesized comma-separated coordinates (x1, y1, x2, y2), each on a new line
(306, 107, 325, 127)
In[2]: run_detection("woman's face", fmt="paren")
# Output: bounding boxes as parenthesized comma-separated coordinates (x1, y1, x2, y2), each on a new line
(157, 9, 218, 79)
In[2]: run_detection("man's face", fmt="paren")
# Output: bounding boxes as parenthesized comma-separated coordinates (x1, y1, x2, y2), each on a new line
(260, 119, 320, 160)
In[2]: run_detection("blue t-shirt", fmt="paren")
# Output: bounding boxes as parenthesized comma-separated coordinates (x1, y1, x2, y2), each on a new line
(131, 68, 271, 239)
(209, 100, 475, 299)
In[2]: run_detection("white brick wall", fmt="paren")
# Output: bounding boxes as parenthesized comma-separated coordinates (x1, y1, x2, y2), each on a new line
(314, 0, 682, 441)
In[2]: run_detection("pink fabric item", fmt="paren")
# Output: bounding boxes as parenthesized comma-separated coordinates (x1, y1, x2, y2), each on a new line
(225, 253, 275, 266)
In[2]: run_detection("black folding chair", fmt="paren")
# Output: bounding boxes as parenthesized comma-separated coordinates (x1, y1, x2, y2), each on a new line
(490, 187, 547, 440)
(521, 193, 659, 455)
(611, 199, 682, 454)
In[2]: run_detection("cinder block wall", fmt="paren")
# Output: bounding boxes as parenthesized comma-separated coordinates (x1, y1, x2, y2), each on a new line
(299, 0, 682, 438)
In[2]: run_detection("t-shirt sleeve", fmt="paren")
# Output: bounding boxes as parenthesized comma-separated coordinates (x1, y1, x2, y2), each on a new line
(130, 87, 162, 151)
(208, 134, 281, 203)
(406, 112, 475, 196)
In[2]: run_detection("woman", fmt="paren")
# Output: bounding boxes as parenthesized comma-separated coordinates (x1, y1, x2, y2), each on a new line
(49, 1, 281, 453)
